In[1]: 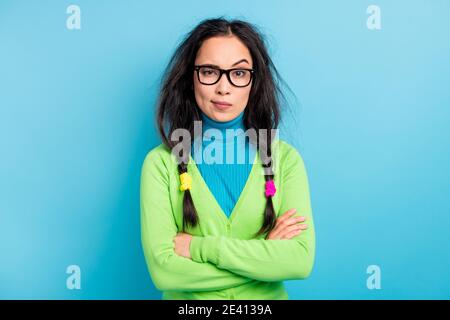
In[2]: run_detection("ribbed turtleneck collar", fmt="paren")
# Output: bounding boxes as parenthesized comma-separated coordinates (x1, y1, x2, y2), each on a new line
(200, 109, 245, 131)
(199, 109, 246, 143)
(192, 109, 255, 163)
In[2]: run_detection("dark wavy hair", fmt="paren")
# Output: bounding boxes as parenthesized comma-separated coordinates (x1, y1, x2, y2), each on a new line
(156, 17, 292, 238)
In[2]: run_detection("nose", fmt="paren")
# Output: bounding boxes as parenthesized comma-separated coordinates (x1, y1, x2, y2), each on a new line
(215, 72, 232, 95)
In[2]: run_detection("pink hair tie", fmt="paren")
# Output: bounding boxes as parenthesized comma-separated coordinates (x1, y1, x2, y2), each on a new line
(265, 180, 276, 197)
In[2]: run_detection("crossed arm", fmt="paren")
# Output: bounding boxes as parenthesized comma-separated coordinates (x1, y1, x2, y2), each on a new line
(140, 147, 315, 292)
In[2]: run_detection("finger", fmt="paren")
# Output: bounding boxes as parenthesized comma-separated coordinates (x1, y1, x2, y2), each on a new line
(270, 212, 303, 239)
(278, 216, 307, 230)
(266, 226, 283, 240)
(277, 224, 305, 239)
(267, 221, 290, 239)
(275, 208, 297, 225)
(280, 224, 308, 239)
(270, 222, 304, 240)
(269, 216, 292, 239)
(272, 216, 305, 239)
(281, 228, 303, 240)
(272, 215, 298, 236)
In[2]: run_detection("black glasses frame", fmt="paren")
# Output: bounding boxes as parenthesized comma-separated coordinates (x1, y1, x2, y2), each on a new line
(194, 65, 255, 87)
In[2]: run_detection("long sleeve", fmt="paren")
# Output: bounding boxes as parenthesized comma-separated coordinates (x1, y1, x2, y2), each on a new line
(189, 146, 316, 282)
(140, 149, 253, 292)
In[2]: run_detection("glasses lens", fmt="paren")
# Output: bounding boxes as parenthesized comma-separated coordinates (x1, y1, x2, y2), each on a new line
(230, 69, 252, 87)
(197, 67, 252, 86)
(198, 67, 220, 84)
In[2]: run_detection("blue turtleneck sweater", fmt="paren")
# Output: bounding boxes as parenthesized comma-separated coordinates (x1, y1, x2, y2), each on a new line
(191, 110, 257, 218)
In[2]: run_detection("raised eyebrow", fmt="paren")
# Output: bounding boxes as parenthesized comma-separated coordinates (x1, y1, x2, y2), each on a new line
(199, 59, 250, 69)
(232, 59, 250, 67)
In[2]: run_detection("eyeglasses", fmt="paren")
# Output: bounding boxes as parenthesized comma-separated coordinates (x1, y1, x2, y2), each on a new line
(194, 65, 254, 87)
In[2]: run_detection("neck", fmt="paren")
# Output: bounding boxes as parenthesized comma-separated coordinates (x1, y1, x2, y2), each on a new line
(191, 109, 254, 162)
(200, 109, 245, 131)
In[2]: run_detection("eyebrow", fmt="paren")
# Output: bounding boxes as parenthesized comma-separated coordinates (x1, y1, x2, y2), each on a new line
(198, 59, 250, 68)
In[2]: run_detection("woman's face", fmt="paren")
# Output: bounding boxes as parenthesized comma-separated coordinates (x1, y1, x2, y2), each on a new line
(193, 35, 253, 122)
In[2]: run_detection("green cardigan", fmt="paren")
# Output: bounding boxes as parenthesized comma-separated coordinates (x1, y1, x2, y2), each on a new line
(140, 139, 315, 300)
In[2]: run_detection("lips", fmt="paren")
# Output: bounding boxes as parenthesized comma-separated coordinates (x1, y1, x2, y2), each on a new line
(211, 100, 232, 106)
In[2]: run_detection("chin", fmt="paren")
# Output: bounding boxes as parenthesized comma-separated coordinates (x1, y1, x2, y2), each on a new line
(212, 112, 235, 122)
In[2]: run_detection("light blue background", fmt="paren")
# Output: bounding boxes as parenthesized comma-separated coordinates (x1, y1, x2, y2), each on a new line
(1, 0, 449, 299)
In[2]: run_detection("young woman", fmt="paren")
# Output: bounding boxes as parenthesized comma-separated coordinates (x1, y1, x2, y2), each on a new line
(140, 18, 315, 300)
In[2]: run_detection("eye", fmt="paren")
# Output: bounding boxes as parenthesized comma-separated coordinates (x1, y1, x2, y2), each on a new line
(200, 68, 218, 76)
(232, 70, 248, 78)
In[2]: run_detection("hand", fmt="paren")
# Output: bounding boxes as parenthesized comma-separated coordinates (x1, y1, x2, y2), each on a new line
(266, 208, 308, 240)
(174, 232, 193, 259)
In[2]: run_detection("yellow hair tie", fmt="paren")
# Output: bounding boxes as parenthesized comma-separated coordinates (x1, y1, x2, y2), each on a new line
(179, 172, 192, 191)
